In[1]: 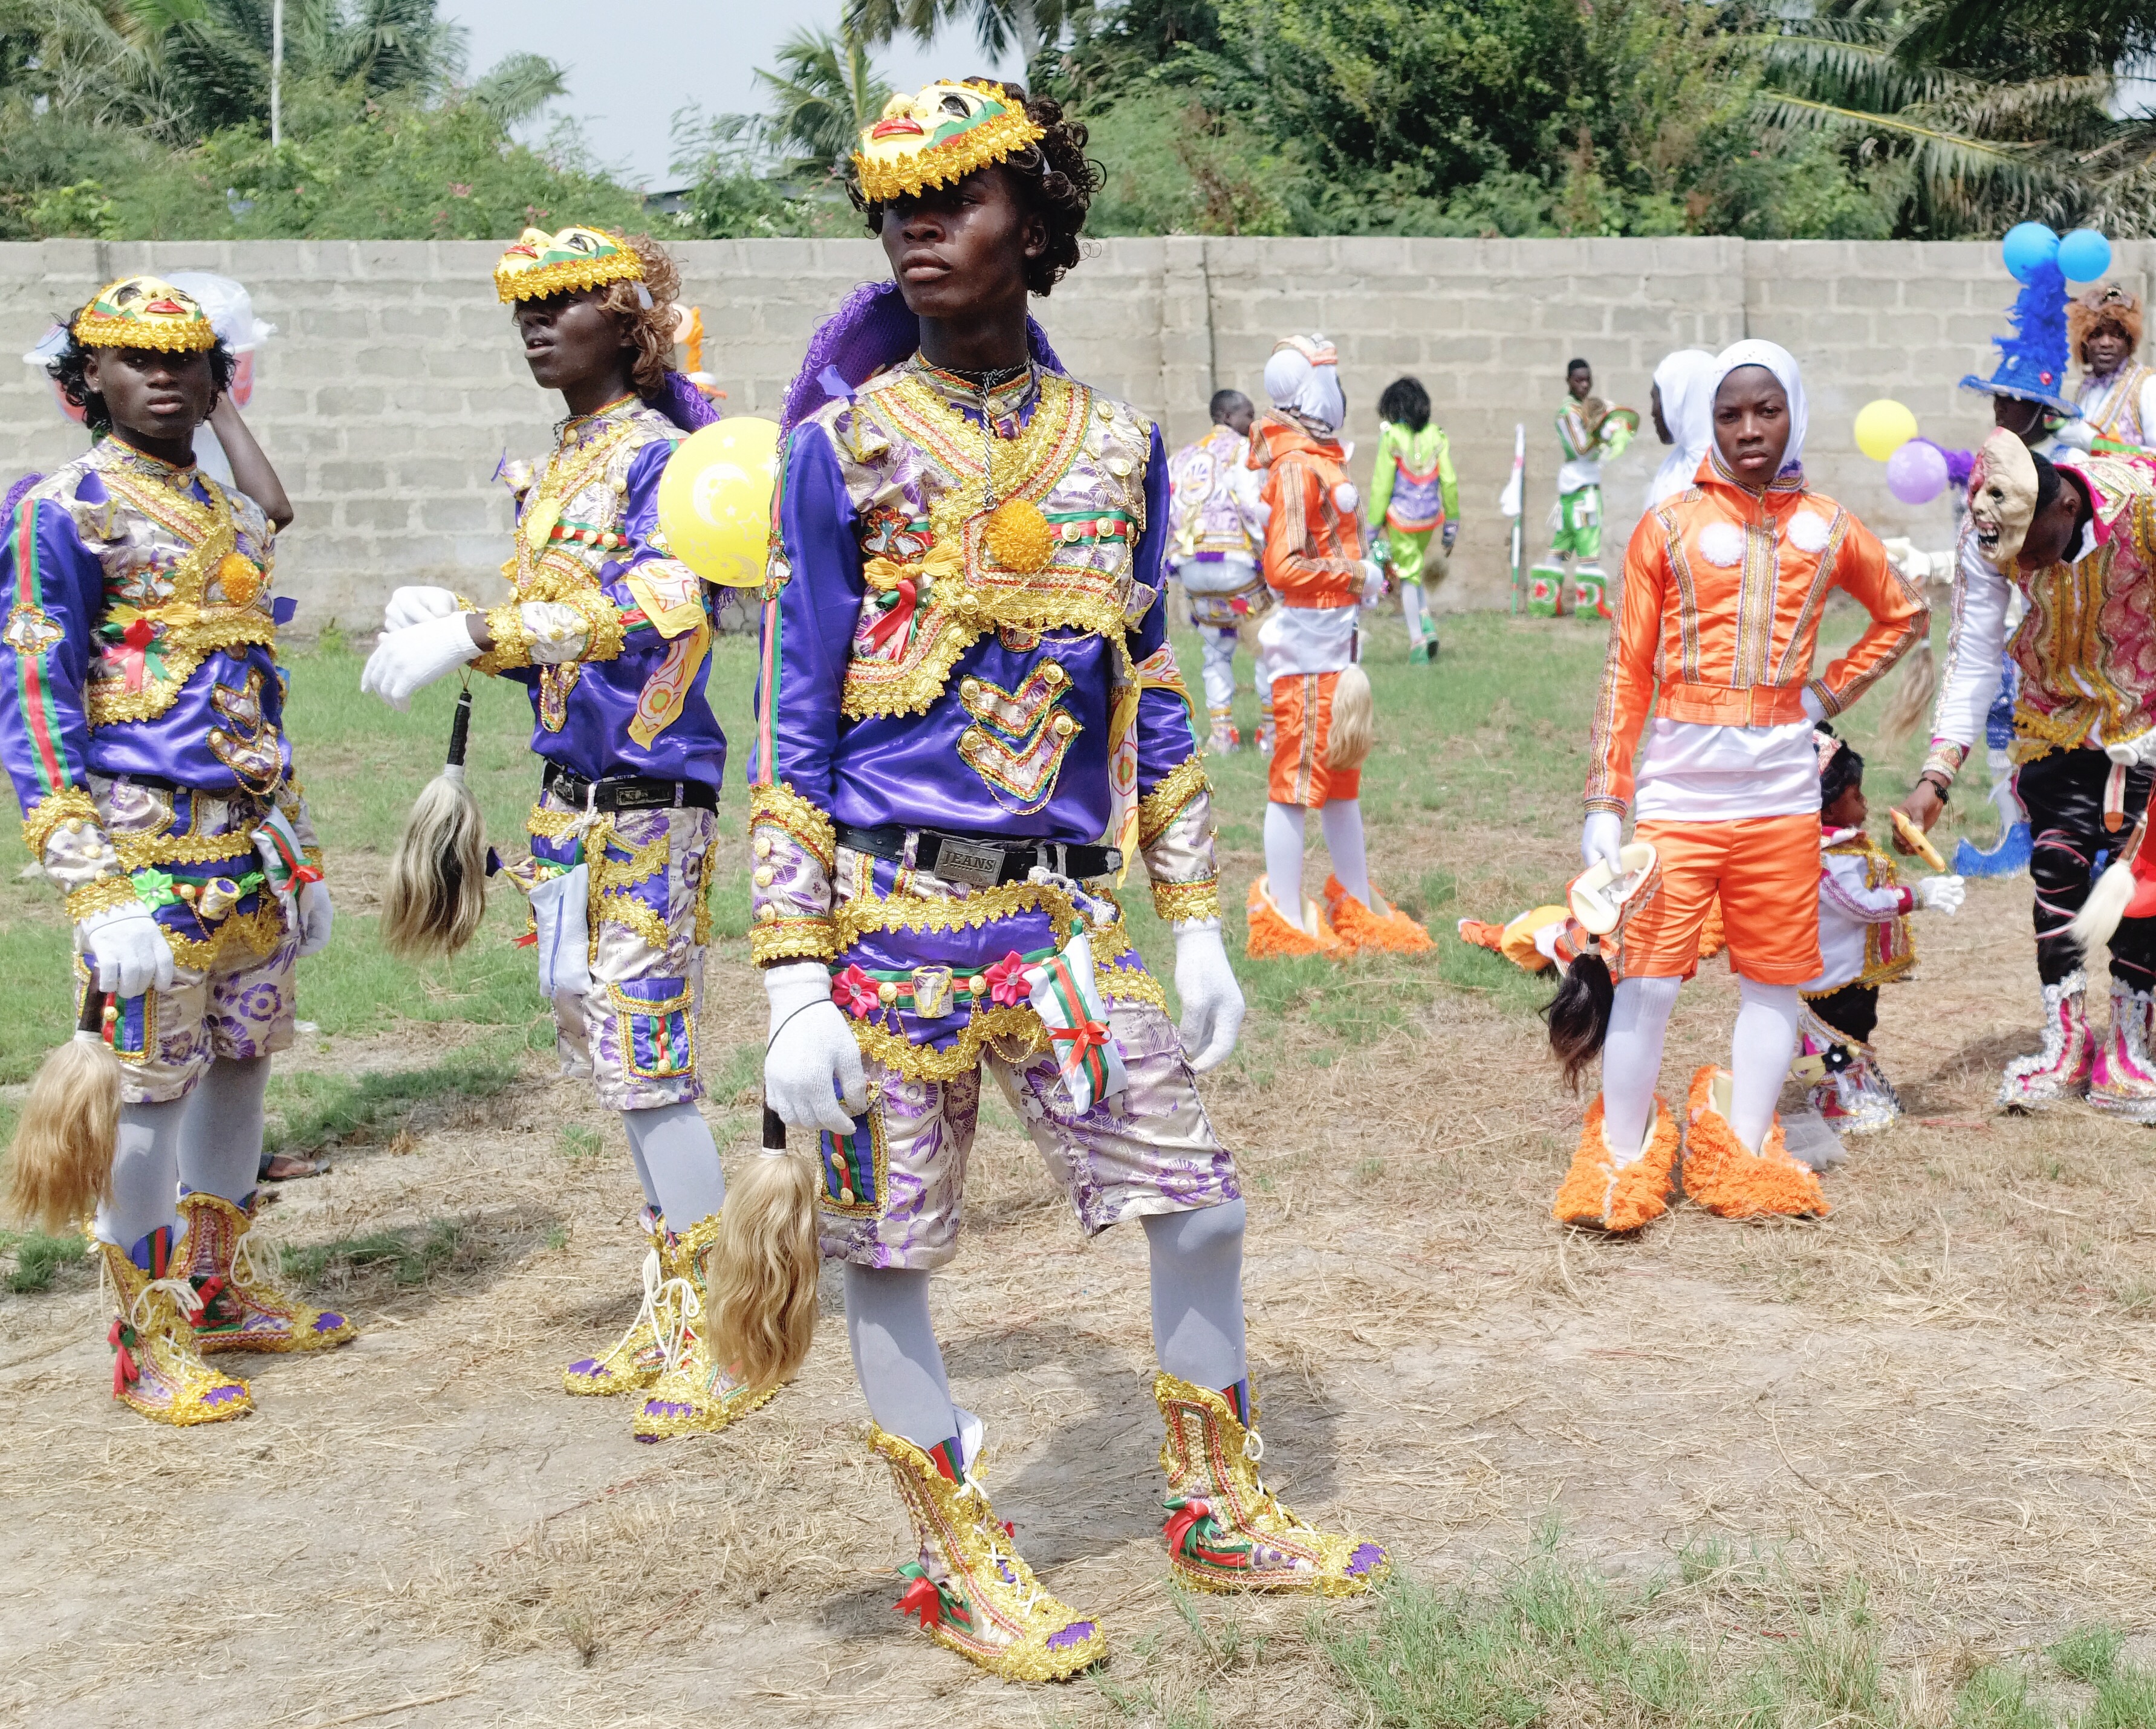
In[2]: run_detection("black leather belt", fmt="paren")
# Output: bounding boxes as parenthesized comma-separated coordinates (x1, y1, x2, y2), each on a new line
(834, 823, 1121, 888)
(542, 764, 718, 812)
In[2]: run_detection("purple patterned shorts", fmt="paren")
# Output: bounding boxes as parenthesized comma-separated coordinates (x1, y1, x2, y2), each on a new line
(85, 916, 297, 1108)
(817, 991, 1240, 1270)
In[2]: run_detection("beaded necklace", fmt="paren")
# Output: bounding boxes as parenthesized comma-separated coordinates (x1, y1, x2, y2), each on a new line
(517, 397, 640, 568)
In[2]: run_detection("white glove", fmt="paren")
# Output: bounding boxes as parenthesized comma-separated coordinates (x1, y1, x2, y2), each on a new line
(2103, 729, 2156, 768)
(294, 880, 334, 957)
(1359, 559, 1388, 607)
(2053, 417, 2098, 452)
(79, 900, 175, 998)
(1800, 686, 1828, 722)
(1581, 811, 1623, 872)
(1172, 918, 1245, 1072)
(1915, 874, 1966, 914)
(360, 614, 482, 712)
(763, 959, 868, 1136)
(382, 585, 465, 632)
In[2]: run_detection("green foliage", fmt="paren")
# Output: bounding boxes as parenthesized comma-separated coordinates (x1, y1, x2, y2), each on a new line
(262, 1037, 522, 1156)
(0, 1228, 90, 1293)
(279, 1219, 463, 1287)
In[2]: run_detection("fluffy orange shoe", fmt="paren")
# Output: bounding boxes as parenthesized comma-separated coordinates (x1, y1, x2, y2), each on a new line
(1681, 1066, 1830, 1219)
(1552, 1095, 1678, 1232)
(1456, 918, 1505, 953)
(1323, 875, 1435, 955)
(1245, 875, 1347, 960)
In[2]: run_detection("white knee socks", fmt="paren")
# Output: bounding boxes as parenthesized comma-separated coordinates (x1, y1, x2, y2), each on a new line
(1602, 975, 1683, 1160)
(1400, 581, 1427, 647)
(97, 1100, 184, 1251)
(177, 1054, 272, 1205)
(1141, 1199, 1248, 1389)
(621, 1101, 726, 1224)
(1264, 802, 1309, 929)
(1319, 799, 1372, 907)
(843, 1263, 961, 1452)
(1729, 979, 1800, 1154)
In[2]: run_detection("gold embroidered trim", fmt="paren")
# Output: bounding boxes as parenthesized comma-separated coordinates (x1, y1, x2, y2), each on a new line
(752, 915, 837, 965)
(597, 894, 673, 953)
(1137, 754, 1210, 848)
(851, 1005, 1048, 1081)
(833, 877, 1091, 949)
(1096, 961, 1166, 1010)
(1151, 878, 1222, 923)
(750, 782, 837, 867)
(65, 877, 139, 919)
(114, 826, 258, 872)
(591, 823, 669, 894)
(23, 788, 99, 860)
(163, 903, 284, 967)
(528, 803, 583, 841)
(474, 602, 539, 675)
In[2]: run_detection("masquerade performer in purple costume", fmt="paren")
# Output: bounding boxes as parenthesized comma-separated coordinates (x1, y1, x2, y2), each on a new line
(1, 276, 350, 1426)
(360, 229, 766, 1444)
(738, 79, 1388, 1683)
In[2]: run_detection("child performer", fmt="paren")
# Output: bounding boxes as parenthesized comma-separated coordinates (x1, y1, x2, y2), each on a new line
(1, 277, 347, 1424)
(1530, 357, 1637, 619)
(741, 77, 1387, 1682)
(1368, 375, 1458, 663)
(359, 229, 758, 1444)
(1795, 727, 1964, 1134)
(1555, 339, 1926, 1233)
(1244, 337, 1432, 958)
(1166, 388, 1270, 751)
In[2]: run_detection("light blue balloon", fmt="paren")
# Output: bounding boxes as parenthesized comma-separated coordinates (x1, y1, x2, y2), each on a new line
(2002, 221, 2060, 283)
(2057, 228, 2113, 281)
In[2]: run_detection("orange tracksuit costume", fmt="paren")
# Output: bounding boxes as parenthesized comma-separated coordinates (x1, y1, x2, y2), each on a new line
(1586, 458, 1925, 984)
(1248, 413, 1365, 807)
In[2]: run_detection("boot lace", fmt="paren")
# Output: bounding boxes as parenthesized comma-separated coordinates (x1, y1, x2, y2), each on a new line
(956, 1479, 1048, 1617)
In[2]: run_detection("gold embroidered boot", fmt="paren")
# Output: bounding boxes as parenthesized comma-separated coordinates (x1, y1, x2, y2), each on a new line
(563, 1205, 677, 1395)
(99, 1227, 253, 1426)
(178, 1191, 357, 1354)
(1155, 1372, 1388, 1595)
(872, 1424, 1107, 1681)
(631, 1212, 779, 1442)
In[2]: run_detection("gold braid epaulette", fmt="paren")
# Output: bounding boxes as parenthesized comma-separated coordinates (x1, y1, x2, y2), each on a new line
(22, 787, 99, 861)
(750, 781, 836, 868)
(1137, 753, 1210, 849)
(1151, 878, 1221, 924)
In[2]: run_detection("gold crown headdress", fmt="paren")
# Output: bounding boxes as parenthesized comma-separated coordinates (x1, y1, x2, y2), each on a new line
(71, 276, 216, 353)
(494, 226, 644, 304)
(852, 79, 1045, 205)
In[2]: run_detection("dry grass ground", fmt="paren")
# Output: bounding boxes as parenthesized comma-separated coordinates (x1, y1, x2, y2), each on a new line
(2, 616, 2153, 1726)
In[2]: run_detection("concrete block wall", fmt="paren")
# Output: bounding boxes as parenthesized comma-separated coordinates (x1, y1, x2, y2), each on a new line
(2, 236, 2141, 627)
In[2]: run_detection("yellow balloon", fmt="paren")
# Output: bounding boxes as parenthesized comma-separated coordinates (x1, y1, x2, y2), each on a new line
(657, 417, 781, 586)
(1853, 398, 1919, 463)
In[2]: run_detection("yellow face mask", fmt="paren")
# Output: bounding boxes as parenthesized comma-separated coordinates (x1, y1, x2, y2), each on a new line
(852, 79, 1045, 205)
(73, 276, 216, 352)
(493, 225, 643, 304)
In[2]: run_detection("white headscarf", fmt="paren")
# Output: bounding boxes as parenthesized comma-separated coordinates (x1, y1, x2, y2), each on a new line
(1646, 349, 1715, 507)
(1706, 338, 1807, 480)
(1264, 334, 1345, 435)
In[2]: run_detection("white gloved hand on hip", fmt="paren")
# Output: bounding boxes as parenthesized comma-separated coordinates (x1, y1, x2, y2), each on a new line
(382, 585, 466, 632)
(1915, 874, 1966, 914)
(1581, 811, 1625, 872)
(294, 880, 335, 957)
(1172, 918, 1245, 1071)
(360, 614, 481, 712)
(763, 959, 868, 1136)
(79, 900, 175, 998)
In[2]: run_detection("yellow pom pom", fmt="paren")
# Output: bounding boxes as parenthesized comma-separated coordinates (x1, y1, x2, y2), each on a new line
(216, 553, 262, 606)
(984, 499, 1054, 574)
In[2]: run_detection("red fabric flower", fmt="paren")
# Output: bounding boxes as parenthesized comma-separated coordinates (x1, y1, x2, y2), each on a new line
(984, 950, 1032, 1007)
(832, 964, 882, 1018)
(1163, 1497, 1211, 1554)
(894, 1575, 944, 1629)
(122, 617, 156, 650)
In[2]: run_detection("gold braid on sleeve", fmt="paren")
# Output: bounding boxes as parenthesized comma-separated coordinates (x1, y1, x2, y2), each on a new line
(750, 910, 837, 965)
(750, 780, 837, 868)
(1137, 753, 1210, 849)
(65, 877, 141, 920)
(473, 603, 536, 675)
(1151, 877, 1221, 923)
(22, 787, 100, 861)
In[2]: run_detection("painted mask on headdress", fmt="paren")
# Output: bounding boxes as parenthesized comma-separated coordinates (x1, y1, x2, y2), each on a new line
(493, 225, 643, 304)
(1969, 427, 2039, 567)
(852, 79, 1045, 204)
(72, 276, 216, 352)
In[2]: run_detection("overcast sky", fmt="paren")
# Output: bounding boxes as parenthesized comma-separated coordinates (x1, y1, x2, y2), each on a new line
(437, 1, 1024, 189)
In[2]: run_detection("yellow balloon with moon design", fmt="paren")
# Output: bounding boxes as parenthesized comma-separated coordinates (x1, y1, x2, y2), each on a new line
(657, 417, 781, 587)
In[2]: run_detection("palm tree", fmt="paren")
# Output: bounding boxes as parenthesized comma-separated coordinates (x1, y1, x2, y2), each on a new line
(753, 24, 892, 178)
(845, 0, 1071, 66)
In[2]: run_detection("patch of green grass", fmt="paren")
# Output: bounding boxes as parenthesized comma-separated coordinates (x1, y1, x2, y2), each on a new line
(279, 1220, 462, 1288)
(559, 1124, 603, 1162)
(0, 1228, 90, 1294)
(2048, 1624, 2124, 1685)
(263, 1036, 522, 1156)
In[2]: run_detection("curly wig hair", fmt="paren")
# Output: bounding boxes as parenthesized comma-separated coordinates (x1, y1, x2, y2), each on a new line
(591, 234, 684, 398)
(2069, 284, 2143, 366)
(851, 84, 1103, 297)
(48, 322, 236, 439)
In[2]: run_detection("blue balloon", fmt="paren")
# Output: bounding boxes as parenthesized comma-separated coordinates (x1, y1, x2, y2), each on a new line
(2058, 228, 2113, 281)
(2002, 221, 2060, 284)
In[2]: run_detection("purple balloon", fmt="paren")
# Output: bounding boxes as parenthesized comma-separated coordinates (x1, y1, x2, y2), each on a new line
(1886, 437, 1949, 505)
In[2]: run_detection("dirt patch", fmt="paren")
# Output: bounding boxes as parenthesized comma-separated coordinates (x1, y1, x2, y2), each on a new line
(3, 858, 2153, 1727)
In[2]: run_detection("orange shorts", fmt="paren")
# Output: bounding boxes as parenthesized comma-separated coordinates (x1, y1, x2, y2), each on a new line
(1626, 815, 1822, 984)
(1268, 672, 1362, 807)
